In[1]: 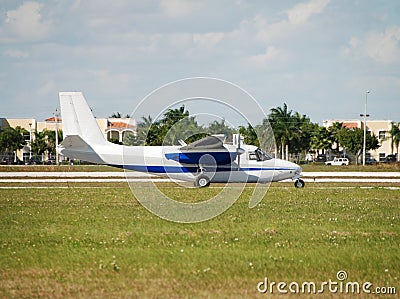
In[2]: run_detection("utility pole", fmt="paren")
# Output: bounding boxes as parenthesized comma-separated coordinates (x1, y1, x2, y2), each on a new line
(28, 122, 32, 160)
(360, 91, 370, 166)
(54, 108, 59, 166)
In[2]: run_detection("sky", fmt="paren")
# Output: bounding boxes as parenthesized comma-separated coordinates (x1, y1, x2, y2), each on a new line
(1, 0, 400, 126)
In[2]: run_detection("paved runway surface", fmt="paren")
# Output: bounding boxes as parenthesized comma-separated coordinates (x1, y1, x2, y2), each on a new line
(0, 172, 399, 183)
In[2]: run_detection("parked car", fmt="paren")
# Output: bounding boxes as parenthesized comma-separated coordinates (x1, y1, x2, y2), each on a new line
(384, 154, 397, 163)
(325, 157, 349, 166)
(27, 157, 42, 165)
(365, 157, 378, 165)
(45, 158, 56, 165)
(315, 154, 327, 163)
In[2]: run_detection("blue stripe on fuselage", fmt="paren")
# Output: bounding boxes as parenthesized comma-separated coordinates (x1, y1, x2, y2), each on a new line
(165, 151, 237, 165)
(109, 164, 297, 173)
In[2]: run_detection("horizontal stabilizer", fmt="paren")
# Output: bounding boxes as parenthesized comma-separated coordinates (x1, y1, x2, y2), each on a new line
(59, 135, 105, 164)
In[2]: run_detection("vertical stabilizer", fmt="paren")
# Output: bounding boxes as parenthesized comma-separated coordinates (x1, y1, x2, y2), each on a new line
(59, 92, 107, 145)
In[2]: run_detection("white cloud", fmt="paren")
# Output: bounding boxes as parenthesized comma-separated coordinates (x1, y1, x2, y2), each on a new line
(5, 1, 51, 41)
(247, 46, 286, 67)
(160, 0, 202, 18)
(89, 69, 132, 90)
(168, 33, 192, 48)
(365, 27, 400, 64)
(3, 49, 29, 59)
(287, 0, 331, 25)
(193, 32, 224, 49)
(238, 0, 330, 45)
(38, 80, 55, 97)
(344, 27, 400, 64)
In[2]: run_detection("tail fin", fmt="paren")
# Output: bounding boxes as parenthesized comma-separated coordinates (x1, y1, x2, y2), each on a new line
(58, 92, 108, 164)
(59, 92, 107, 145)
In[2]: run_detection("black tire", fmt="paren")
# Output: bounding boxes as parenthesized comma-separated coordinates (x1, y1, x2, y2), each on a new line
(294, 179, 305, 188)
(195, 175, 210, 188)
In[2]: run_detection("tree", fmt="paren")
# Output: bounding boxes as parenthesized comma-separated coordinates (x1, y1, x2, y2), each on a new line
(338, 128, 380, 165)
(109, 112, 130, 118)
(31, 130, 48, 156)
(31, 129, 63, 158)
(289, 112, 313, 155)
(134, 115, 155, 146)
(130, 106, 206, 146)
(122, 131, 136, 146)
(268, 103, 305, 160)
(0, 126, 28, 155)
(163, 115, 206, 145)
(239, 124, 259, 147)
(328, 122, 344, 150)
(389, 122, 400, 159)
(310, 126, 332, 153)
(44, 129, 63, 155)
(152, 106, 190, 145)
(238, 121, 276, 154)
(207, 119, 234, 136)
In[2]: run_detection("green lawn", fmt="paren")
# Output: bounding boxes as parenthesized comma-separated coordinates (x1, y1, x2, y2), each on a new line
(0, 185, 399, 298)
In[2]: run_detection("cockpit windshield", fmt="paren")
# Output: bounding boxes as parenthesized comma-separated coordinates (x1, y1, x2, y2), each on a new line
(249, 148, 273, 161)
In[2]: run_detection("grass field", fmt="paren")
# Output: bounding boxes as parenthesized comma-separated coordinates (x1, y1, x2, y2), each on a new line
(0, 183, 399, 298)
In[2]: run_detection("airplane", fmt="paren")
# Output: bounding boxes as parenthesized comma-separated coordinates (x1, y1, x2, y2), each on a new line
(57, 92, 305, 188)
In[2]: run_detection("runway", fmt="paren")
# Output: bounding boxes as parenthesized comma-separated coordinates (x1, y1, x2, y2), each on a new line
(0, 171, 399, 183)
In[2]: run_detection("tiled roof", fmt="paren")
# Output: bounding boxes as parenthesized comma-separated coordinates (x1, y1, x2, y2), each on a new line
(45, 117, 62, 122)
(108, 121, 136, 130)
(342, 122, 358, 129)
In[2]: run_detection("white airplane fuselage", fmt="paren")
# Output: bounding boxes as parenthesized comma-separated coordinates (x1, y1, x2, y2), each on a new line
(57, 91, 304, 187)
(60, 140, 302, 184)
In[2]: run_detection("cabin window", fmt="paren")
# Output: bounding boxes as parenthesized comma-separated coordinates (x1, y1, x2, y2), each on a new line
(249, 148, 272, 161)
(249, 152, 258, 160)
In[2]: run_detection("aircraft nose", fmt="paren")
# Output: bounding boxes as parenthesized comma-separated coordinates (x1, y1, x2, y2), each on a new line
(295, 165, 302, 175)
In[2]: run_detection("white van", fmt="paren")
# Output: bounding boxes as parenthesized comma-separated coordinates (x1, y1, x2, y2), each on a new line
(325, 157, 349, 166)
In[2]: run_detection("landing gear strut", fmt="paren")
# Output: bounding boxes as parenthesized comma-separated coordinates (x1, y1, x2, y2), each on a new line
(294, 179, 305, 188)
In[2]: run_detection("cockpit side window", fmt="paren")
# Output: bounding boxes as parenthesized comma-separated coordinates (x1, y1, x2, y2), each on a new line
(249, 148, 272, 161)
(248, 152, 258, 160)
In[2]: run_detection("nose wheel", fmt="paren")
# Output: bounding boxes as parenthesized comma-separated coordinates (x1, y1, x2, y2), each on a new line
(294, 179, 305, 188)
(194, 175, 210, 188)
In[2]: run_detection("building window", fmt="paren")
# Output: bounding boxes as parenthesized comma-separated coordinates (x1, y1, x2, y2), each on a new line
(379, 153, 386, 162)
(378, 131, 386, 140)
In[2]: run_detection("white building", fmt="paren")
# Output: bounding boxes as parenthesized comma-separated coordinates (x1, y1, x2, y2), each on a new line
(0, 117, 137, 162)
(323, 119, 398, 161)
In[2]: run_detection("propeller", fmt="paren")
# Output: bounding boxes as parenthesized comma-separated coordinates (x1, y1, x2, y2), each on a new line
(234, 133, 245, 170)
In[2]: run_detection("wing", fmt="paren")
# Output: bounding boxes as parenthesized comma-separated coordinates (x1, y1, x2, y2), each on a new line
(165, 135, 236, 165)
(179, 135, 224, 150)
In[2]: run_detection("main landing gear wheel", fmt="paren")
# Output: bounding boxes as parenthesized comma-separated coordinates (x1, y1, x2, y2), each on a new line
(294, 179, 305, 188)
(195, 175, 210, 188)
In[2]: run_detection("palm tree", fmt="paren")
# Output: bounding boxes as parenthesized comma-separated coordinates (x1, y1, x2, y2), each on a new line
(328, 122, 343, 150)
(310, 126, 332, 154)
(389, 122, 400, 160)
(136, 115, 155, 145)
(207, 119, 233, 136)
(268, 103, 297, 160)
(0, 126, 27, 156)
(31, 130, 47, 158)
